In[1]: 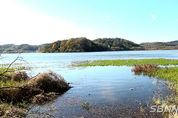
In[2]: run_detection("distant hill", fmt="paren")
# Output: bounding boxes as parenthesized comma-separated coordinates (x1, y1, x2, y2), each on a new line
(40, 37, 143, 52)
(0, 44, 40, 53)
(40, 38, 109, 52)
(94, 38, 143, 51)
(1, 38, 177, 53)
(140, 40, 178, 50)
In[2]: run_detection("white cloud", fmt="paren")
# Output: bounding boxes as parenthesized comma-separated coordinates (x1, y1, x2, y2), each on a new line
(0, 0, 98, 45)
(176, 19, 178, 21)
(151, 14, 156, 20)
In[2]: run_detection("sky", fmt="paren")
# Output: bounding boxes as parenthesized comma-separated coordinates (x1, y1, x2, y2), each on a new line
(0, 0, 177, 45)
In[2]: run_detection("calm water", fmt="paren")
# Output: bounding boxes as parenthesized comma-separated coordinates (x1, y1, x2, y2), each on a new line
(1, 50, 178, 117)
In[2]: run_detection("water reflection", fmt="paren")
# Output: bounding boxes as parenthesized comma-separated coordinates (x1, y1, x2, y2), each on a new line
(0, 50, 176, 117)
(28, 66, 171, 117)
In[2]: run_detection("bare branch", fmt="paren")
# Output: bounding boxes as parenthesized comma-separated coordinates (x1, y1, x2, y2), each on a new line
(0, 56, 21, 76)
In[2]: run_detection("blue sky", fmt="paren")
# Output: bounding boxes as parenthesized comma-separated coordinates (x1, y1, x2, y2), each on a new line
(0, 0, 177, 44)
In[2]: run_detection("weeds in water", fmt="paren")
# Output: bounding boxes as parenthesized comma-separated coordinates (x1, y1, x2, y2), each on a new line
(132, 65, 178, 117)
(132, 64, 159, 73)
(82, 102, 90, 110)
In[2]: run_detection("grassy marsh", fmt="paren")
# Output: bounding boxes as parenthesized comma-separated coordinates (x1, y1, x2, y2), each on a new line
(143, 67, 178, 83)
(137, 66, 178, 117)
(74, 58, 178, 116)
(73, 58, 178, 66)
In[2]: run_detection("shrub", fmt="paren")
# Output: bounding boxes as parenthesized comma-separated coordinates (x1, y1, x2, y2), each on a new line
(132, 64, 159, 73)
(10, 71, 29, 82)
(26, 71, 70, 93)
(0, 71, 70, 103)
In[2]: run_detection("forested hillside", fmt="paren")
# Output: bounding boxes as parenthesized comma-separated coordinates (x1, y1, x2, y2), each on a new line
(0, 44, 39, 53)
(40, 38, 109, 52)
(1, 38, 177, 53)
(40, 37, 143, 52)
(94, 38, 143, 51)
(140, 40, 178, 50)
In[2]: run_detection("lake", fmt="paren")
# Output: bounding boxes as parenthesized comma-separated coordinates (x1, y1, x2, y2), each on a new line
(1, 50, 178, 117)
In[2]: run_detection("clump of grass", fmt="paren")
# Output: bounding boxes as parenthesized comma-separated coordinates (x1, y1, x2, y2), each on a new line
(73, 58, 178, 66)
(0, 80, 27, 88)
(0, 87, 42, 103)
(82, 102, 90, 110)
(143, 67, 178, 83)
(26, 71, 70, 93)
(32, 92, 58, 105)
(0, 71, 70, 104)
(0, 71, 29, 89)
(0, 71, 71, 117)
(9, 71, 29, 82)
(132, 64, 159, 73)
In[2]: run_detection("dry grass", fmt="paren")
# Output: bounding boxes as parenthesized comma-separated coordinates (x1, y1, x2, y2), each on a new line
(26, 71, 70, 93)
(0, 71, 70, 117)
(132, 64, 159, 73)
(0, 71, 70, 104)
(0, 71, 29, 83)
(0, 103, 27, 118)
(32, 92, 58, 105)
(0, 107, 26, 118)
(0, 87, 42, 103)
(10, 71, 29, 82)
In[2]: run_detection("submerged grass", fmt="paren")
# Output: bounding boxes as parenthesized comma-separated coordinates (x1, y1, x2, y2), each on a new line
(75, 58, 178, 117)
(132, 65, 178, 117)
(133, 65, 178, 94)
(73, 58, 178, 66)
(134, 66, 178, 93)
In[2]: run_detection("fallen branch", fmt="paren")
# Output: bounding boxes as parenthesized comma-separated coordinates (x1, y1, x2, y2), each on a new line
(0, 86, 25, 89)
(0, 56, 22, 76)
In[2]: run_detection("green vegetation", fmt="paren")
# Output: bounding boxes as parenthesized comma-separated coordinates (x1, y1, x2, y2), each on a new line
(75, 58, 178, 106)
(75, 58, 178, 103)
(145, 67, 178, 82)
(75, 58, 178, 116)
(1, 38, 178, 53)
(74, 58, 178, 66)
(140, 40, 178, 50)
(132, 65, 178, 117)
(41, 37, 144, 52)
(0, 37, 144, 53)
(0, 67, 14, 74)
(0, 44, 40, 53)
(41, 37, 109, 52)
(94, 38, 144, 50)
